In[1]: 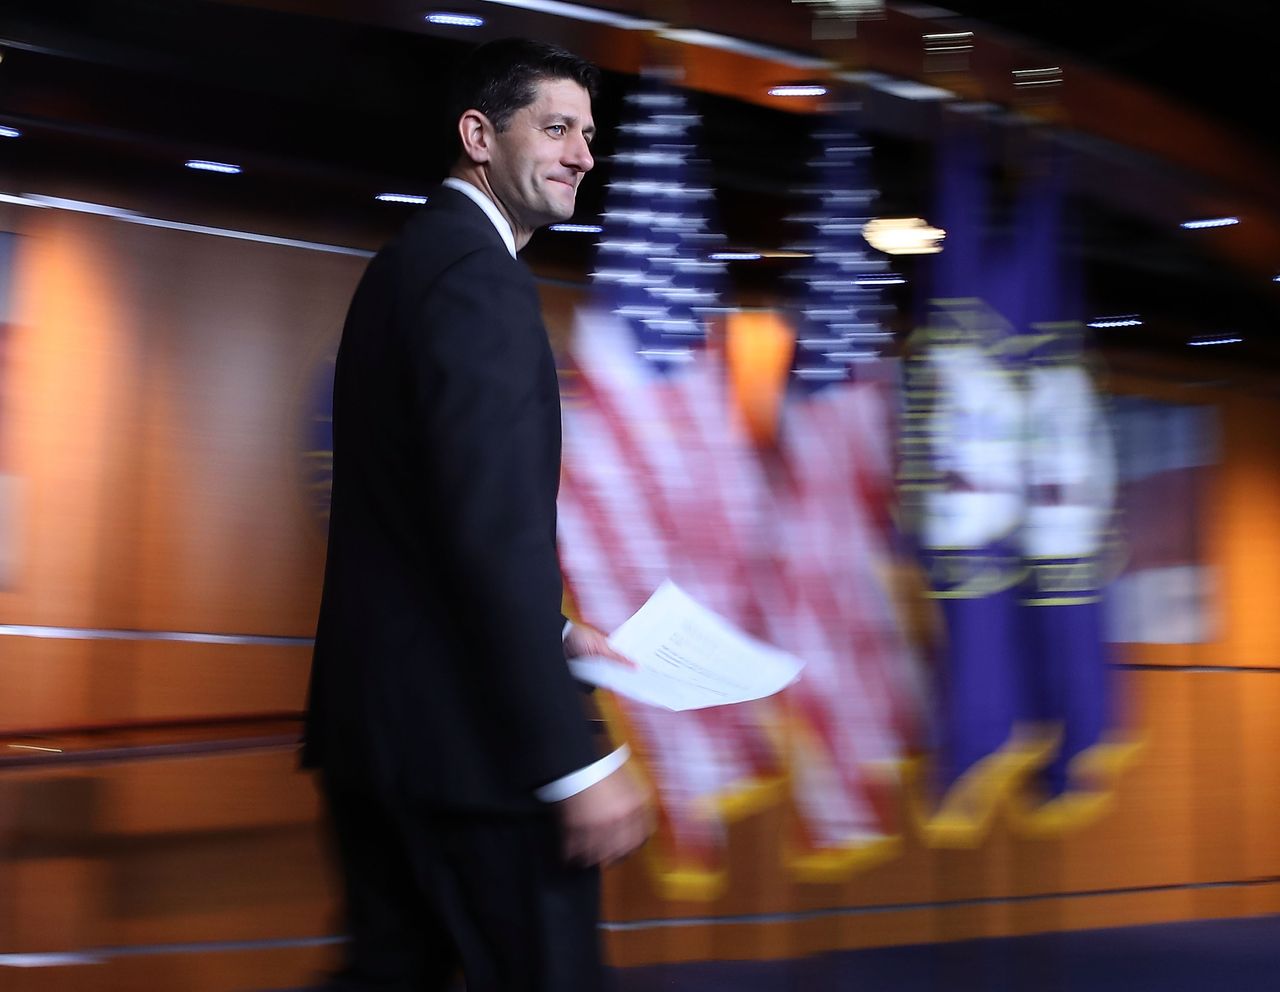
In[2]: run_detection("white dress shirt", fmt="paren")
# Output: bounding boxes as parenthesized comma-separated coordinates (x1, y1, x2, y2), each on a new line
(440, 176, 629, 802)
(441, 177, 517, 258)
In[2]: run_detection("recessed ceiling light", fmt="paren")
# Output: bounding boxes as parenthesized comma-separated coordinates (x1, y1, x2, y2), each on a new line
(1087, 315, 1143, 328)
(0, 126, 20, 139)
(1180, 216, 1239, 229)
(548, 223, 602, 233)
(1012, 67, 1062, 88)
(425, 12, 485, 27)
(375, 193, 429, 204)
(768, 84, 827, 98)
(186, 159, 241, 174)
(1188, 335, 1243, 346)
(924, 31, 974, 54)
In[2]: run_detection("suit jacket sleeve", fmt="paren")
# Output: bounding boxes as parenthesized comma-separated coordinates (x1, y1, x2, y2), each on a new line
(406, 244, 596, 792)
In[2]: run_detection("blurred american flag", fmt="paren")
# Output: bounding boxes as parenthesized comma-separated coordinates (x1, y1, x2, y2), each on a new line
(557, 71, 783, 895)
(768, 114, 926, 870)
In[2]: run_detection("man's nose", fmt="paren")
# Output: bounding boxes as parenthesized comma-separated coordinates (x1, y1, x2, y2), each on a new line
(565, 133, 594, 173)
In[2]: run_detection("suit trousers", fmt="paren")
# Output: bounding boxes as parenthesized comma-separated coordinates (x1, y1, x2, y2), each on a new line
(320, 780, 606, 992)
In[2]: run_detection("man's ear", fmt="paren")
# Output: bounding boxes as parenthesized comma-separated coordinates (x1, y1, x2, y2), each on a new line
(457, 109, 494, 164)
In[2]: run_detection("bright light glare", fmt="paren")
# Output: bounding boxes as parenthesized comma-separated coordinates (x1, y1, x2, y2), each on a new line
(768, 85, 828, 98)
(375, 193, 429, 204)
(186, 160, 242, 174)
(1188, 336, 1243, 346)
(549, 223, 603, 233)
(0, 126, 20, 139)
(863, 217, 945, 255)
(1181, 217, 1239, 229)
(425, 12, 485, 26)
(709, 252, 762, 261)
(1087, 315, 1143, 328)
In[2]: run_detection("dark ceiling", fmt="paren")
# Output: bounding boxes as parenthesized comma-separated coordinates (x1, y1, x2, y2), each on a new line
(0, 0, 1276, 373)
(934, 0, 1275, 150)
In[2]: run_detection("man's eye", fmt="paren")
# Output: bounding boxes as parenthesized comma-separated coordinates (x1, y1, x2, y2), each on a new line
(547, 125, 566, 137)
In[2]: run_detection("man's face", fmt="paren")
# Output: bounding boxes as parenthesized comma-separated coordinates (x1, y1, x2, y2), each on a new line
(487, 77, 595, 232)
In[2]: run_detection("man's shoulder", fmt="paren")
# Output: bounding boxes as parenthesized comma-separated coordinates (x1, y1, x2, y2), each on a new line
(353, 187, 527, 313)
(392, 187, 507, 267)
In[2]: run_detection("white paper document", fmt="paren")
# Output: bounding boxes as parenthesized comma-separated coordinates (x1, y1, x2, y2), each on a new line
(568, 580, 805, 711)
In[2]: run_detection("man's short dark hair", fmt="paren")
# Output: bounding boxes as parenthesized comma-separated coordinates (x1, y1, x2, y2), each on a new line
(448, 38, 600, 141)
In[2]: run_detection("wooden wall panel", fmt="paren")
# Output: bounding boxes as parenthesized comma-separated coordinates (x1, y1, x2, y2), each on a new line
(2, 210, 143, 631)
(1044, 669, 1194, 893)
(1, 944, 341, 992)
(1214, 393, 1280, 668)
(0, 636, 311, 731)
(99, 825, 338, 947)
(1, 209, 357, 642)
(1239, 671, 1280, 880)
(121, 225, 354, 637)
(100, 750, 320, 836)
(0, 636, 101, 731)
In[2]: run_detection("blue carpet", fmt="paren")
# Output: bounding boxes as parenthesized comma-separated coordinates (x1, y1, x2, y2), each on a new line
(271, 915, 1280, 991)
(613, 915, 1280, 992)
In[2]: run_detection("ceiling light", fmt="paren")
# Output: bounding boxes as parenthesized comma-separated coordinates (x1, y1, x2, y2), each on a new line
(1087, 315, 1142, 328)
(863, 216, 945, 255)
(186, 159, 241, 174)
(425, 12, 485, 26)
(0, 126, 20, 139)
(768, 84, 828, 98)
(709, 252, 762, 261)
(548, 223, 602, 233)
(375, 193, 429, 204)
(1181, 217, 1239, 229)
(856, 274, 906, 286)
(1188, 335, 1242, 346)
(1012, 67, 1062, 88)
(924, 31, 974, 54)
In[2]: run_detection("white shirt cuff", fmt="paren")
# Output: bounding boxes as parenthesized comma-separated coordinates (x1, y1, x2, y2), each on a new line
(563, 619, 573, 640)
(534, 745, 630, 802)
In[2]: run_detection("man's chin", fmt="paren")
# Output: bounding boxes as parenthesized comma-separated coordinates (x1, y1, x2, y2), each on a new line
(546, 202, 577, 224)
(549, 183, 578, 211)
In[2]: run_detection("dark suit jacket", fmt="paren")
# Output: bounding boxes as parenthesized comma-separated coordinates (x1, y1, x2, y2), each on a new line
(303, 185, 596, 812)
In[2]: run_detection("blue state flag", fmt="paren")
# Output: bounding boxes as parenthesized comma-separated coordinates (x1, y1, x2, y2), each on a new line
(902, 120, 1046, 842)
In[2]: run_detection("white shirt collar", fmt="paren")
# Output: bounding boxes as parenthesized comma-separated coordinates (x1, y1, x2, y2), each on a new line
(441, 177, 517, 259)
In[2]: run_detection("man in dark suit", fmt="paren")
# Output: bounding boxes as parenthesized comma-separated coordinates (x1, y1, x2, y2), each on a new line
(304, 38, 653, 991)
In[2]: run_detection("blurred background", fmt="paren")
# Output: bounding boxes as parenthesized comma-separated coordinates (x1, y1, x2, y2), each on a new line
(1, 1, 1279, 990)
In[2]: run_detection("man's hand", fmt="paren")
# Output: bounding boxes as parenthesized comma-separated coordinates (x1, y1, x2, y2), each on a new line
(556, 765, 655, 867)
(564, 621, 635, 668)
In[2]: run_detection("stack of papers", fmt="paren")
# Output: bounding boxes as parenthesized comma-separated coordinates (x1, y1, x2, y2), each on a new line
(568, 580, 805, 711)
